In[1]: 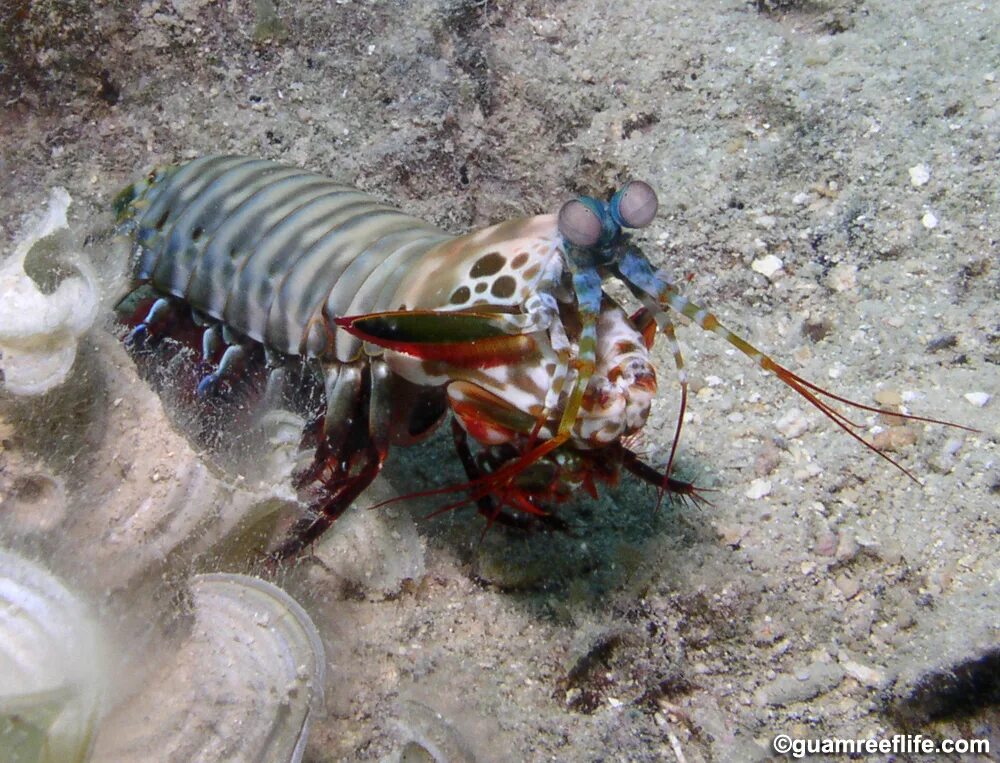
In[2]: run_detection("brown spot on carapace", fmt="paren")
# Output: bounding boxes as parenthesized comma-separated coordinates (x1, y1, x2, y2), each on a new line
(613, 340, 640, 355)
(474, 282, 488, 293)
(522, 264, 541, 281)
(490, 275, 517, 299)
(470, 252, 505, 278)
(511, 252, 530, 269)
(450, 285, 471, 305)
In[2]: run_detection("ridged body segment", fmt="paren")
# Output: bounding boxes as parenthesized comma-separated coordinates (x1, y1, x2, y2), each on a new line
(130, 156, 449, 360)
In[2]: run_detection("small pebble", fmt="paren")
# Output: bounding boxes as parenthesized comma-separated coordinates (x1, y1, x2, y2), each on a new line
(835, 532, 860, 563)
(751, 254, 783, 279)
(839, 654, 887, 688)
(921, 211, 939, 229)
(942, 437, 964, 457)
(908, 163, 931, 187)
(801, 318, 833, 343)
(776, 408, 810, 439)
(925, 334, 958, 352)
(874, 388, 902, 407)
(826, 263, 857, 292)
(964, 391, 991, 407)
(751, 617, 786, 645)
(872, 427, 918, 451)
(755, 662, 844, 706)
(745, 478, 772, 500)
(815, 531, 838, 557)
(835, 574, 861, 599)
(716, 524, 749, 547)
(754, 442, 782, 477)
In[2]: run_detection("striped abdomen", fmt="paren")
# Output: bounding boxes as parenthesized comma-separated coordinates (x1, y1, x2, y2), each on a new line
(129, 156, 451, 361)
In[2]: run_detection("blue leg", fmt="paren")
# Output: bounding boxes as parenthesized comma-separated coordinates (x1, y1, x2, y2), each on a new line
(201, 324, 222, 363)
(126, 297, 172, 347)
(197, 344, 246, 397)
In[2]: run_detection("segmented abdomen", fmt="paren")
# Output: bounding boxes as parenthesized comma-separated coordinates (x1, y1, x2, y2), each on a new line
(131, 155, 451, 360)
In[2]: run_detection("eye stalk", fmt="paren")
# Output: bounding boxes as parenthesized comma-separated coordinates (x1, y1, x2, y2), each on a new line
(558, 181, 659, 252)
(609, 180, 658, 229)
(557, 197, 605, 248)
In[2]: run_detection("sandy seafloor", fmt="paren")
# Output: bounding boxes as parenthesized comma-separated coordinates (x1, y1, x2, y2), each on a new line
(1, 0, 998, 760)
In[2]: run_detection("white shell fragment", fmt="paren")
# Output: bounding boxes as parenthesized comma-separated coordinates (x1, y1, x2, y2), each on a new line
(0, 188, 98, 396)
(825, 263, 857, 293)
(963, 391, 991, 408)
(921, 211, 939, 229)
(745, 478, 772, 500)
(751, 254, 783, 279)
(92, 573, 325, 763)
(908, 163, 931, 187)
(0, 550, 107, 763)
(775, 408, 810, 439)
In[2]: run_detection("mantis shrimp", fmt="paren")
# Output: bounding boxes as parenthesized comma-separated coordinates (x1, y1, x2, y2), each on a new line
(114, 156, 967, 558)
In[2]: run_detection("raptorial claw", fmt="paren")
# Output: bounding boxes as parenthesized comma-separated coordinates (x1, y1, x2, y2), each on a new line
(336, 310, 537, 367)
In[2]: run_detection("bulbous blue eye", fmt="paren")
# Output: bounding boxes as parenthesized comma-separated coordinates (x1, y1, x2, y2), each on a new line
(610, 180, 658, 229)
(558, 198, 604, 248)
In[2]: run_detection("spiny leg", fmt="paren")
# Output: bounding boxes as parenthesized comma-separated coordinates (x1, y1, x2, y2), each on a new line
(450, 418, 502, 521)
(621, 448, 712, 510)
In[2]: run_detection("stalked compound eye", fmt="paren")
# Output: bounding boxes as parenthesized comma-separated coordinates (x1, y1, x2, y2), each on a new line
(609, 180, 658, 229)
(558, 197, 604, 248)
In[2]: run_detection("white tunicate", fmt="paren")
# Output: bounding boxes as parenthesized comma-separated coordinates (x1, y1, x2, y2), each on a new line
(0, 550, 108, 763)
(25, 334, 304, 593)
(92, 574, 325, 763)
(0, 188, 98, 395)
